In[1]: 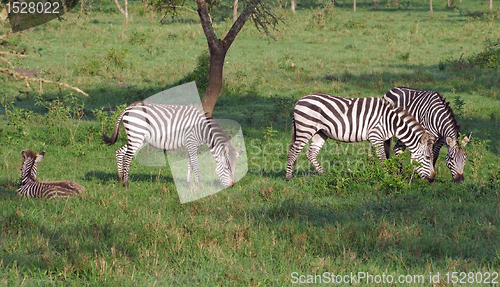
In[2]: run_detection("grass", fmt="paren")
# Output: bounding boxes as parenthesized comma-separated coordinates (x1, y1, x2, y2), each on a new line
(1, 0, 500, 285)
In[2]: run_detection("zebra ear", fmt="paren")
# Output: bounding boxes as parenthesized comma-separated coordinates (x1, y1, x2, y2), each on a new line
(36, 151, 45, 163)
(446, 136, 456, 148)
(461, 132, 472, 148)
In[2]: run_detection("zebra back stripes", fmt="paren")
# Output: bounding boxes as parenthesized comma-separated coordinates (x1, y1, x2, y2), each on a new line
(383, 87, 470, 182)
(102, 102, 241, 188)
(286, 94, 436, 181)
(18, 150, 85, 199)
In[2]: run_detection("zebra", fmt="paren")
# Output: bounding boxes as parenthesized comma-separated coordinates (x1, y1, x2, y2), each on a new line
(383, 87, 471, 182)
(286, 93, 437, 182)
(102, 102, 242, 188)
(18, 150, 85, 198)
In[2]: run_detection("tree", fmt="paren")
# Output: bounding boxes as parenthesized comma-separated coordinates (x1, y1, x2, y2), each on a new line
(114, 0, 129, 24)
(147, 0, 279, 117)
(233, 0, 238, 23)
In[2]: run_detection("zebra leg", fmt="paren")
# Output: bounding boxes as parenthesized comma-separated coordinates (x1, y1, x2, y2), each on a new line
(187, 158, 193, 185)
(384, 139, 391, 159)
(305, 131, 328, 174)
(432, 137, 445, 167)
(121, 143, 141, 187)
(368, 135, 388, 162)
(286, 137, 312, 181)
(186, 146, 201, 186)
(115, 145, 127, 182)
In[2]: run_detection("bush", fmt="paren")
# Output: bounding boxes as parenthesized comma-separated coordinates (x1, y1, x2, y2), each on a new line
(473, 38, 500, 69)
(444, 38, 500, 70)
(176, 51, 210, 93)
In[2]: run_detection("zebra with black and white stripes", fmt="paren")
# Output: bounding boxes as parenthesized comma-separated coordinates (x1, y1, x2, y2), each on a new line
(102, 102, 241, 188)
(286, 93, 437, 182)
(18, 150, 85, 198)
(383, 87, 471, 182)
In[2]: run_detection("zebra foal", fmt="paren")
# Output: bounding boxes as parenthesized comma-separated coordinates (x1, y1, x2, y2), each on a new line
(383, 87, 471, 182)
(18, 150, 85, 198)
(102, 102, 241, 188)
(286, 94, 437, 182)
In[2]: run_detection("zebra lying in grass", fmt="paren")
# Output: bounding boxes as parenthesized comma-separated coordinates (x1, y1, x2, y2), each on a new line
(383, 87, 471, 182)
(286, 94, 437, 182)
(102, 102, 242, 188)
(18, 150, 85, 198)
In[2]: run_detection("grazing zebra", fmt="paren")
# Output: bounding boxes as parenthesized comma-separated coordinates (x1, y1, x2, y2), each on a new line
(102, 102, 241, 188)
(383, 87, 471, 182)
(286, 94, 437, 182)
(18, 150, 85, 198)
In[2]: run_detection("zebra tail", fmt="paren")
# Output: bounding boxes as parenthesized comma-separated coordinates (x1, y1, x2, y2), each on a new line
(290, 116, 296, 146)
(102, 110, 126, 146)
(289, 116, 299, 167)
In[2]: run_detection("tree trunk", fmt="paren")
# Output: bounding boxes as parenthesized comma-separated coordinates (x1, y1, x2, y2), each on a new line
(372, 0, 376, 9)
(279, 0, 282, 8)
(196, 0, 257, 117)
(490, 0, 492, 9)
(114, 0, 129, 24)
(291, 0, 296, 13)
(353, 0, 356, 12)
(429, 0, 433, 12)
(233, 0, 238, 23)
(447, 0, 450, 7)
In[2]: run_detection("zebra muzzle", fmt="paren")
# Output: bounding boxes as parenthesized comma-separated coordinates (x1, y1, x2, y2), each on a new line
(427, 171, 436, 183)
(453, 173, 464, 183)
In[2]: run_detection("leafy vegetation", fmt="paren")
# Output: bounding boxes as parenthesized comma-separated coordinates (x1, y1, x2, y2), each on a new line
(1, 0, 500, 285)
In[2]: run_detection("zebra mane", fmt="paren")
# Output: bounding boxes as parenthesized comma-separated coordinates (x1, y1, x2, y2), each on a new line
(441, 96, 461, 136)
(205, 114, 239, 154)
(22, 149, 37, 160)
(396, 87, 461, 136)
(206, 115, 231, 142)
(21, 150, 40, 181)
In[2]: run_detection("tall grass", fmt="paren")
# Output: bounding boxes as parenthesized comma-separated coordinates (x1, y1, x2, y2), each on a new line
(1, 1, 500, 285)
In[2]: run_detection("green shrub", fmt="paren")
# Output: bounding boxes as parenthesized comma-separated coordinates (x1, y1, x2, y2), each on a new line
(445, 38, 500, 70)
(176, 51, 210, 93)
(473, 38, 500, 69)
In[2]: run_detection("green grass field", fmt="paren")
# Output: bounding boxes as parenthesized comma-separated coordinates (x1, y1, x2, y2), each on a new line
(1, 0, 500, 285)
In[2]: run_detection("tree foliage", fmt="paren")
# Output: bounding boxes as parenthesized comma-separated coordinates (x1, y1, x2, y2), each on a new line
(143, 0, 281, 116)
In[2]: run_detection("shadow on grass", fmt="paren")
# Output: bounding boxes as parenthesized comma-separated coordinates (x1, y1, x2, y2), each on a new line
(251, 189, 500, 265)
(85, 170, 174, 185)
(0, 215, 144, 270)
(0, 183, 19, 201)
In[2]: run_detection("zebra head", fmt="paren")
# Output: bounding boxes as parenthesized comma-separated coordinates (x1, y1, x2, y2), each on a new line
(213, 142, 243, 188)
(21, 150, 44, 184)
(446, 133, 471, 182)
(411, 132, 436, 182)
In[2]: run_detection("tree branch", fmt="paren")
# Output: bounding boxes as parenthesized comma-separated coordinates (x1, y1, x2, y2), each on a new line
(195, 0, 223, 53)
(0, 67, 89, 97)
(223, 0, 259, 51)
